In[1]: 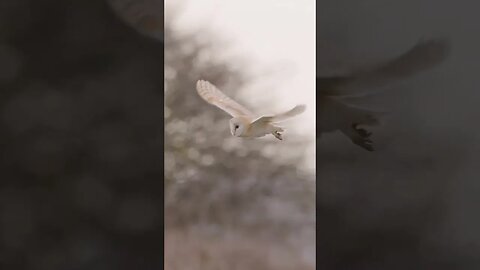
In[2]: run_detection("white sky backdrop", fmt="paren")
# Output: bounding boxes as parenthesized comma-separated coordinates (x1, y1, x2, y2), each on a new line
(166, 0, 316, 172)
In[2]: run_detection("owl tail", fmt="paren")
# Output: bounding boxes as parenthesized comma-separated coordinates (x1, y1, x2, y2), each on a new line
(271, 104, 306, 122)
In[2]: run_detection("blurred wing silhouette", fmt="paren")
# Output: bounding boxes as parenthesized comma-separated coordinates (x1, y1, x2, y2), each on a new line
(107, 0, 163, 41)
(318, 38, 451, 97)
(316, 38, 451, 151)
(196, 80, 254, 118)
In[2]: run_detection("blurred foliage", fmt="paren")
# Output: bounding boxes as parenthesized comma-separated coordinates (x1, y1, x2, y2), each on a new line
(164, 10, 315, 268)
(165, 229, 313, 270)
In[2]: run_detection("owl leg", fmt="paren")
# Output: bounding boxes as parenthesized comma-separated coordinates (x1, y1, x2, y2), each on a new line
(352, 123, 373, 151)
(272, 130, 283, 140)
(340, 123, 374, 151)
(271, 126, 284, 140)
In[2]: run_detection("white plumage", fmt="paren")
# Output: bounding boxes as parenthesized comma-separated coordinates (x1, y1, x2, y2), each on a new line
(196, 80, 306, 140)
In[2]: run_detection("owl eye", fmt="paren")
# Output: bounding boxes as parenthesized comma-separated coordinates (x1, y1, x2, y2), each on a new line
(234, 124, 239, 129)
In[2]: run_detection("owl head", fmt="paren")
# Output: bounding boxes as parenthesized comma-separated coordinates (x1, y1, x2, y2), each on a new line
(229, 118, 246, 137)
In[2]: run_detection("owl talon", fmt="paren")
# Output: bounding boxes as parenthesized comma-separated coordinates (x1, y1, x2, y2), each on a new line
(352, 123, 372, 138)
(273, 131, 283, 140)
(352, 123, 374, 151)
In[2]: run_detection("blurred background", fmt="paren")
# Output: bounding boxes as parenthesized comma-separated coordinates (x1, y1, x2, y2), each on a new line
(165, 0, 315, 269)
(4, 0, 479, 269)
(317, 0, 480, 269)
(0, 0, 164, 269)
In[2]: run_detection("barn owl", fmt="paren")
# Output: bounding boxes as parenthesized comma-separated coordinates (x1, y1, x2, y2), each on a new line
(317, 38, 451, 151)
(196, 80, 306, 140)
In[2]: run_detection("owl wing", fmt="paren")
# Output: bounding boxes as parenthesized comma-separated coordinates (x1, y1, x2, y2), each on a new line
(316, 38, 450, 151)
(196, 80, 254, 117)
(318, 38, 451, 97)
(251, 104, 306, 126)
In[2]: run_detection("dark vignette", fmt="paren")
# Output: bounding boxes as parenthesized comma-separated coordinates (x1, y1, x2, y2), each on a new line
(0, 1, 164, 269)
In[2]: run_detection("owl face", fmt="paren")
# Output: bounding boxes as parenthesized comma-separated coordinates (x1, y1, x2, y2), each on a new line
(229, 118, 246, 137)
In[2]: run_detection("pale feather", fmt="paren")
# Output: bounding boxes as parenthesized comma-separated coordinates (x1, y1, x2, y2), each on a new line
(196, 80, 254, 117)
(250, 104, 306, 129)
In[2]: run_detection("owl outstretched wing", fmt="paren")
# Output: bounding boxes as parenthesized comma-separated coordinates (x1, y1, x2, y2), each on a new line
(317, 38, 451, 97)
(251, 104, 306, 125)
(196, 80, 254, 117)
(316, 38, 451, 151)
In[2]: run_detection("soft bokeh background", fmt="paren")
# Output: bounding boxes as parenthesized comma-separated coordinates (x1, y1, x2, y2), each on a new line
(0, 0, 164, 269)
(317, 0, 480, 269)
(165, 0, 315, 269)
(168, 0, 316, 172)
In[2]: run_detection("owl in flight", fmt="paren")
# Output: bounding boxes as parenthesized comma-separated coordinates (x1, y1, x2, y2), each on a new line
(317, 38, 451, 151)
(196, 80, 306, 140)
